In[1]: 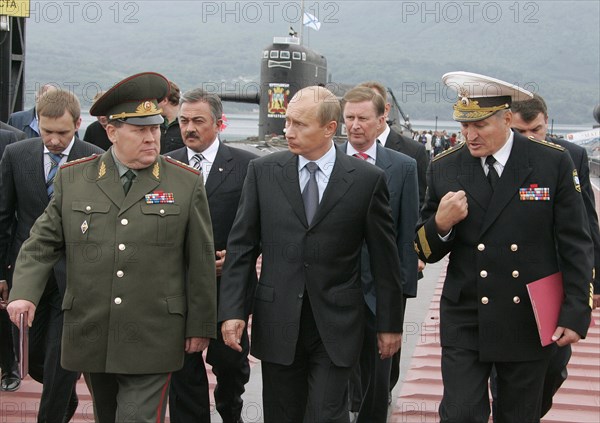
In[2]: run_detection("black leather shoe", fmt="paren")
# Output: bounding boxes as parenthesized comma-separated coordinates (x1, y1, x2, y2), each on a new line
(0, 366, 21, 392)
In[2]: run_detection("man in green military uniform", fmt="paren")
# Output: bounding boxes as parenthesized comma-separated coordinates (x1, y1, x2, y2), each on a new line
(7, 72, 216, 423)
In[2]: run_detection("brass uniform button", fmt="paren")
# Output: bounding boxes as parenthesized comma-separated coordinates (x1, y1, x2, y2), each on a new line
(512, 270, 519, 278)
(480, 270, 488, 278)
(477, 243, 485, 251)
(481, 297, 489, 305)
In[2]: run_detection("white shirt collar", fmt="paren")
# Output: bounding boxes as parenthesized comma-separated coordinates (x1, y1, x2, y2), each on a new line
(186, 137, 219, 164)
(378, 124, 391, 147)
(480, 130, 514, 174)
(298, 141, 336, 177)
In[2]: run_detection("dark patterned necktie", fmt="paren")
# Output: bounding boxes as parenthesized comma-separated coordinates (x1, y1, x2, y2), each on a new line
(302, 162, 319, 225)
(191, 154, 204, 171)
(46, 153, 64, 198)
(123, 170, 136, 195)
(486, 155, 500, 190)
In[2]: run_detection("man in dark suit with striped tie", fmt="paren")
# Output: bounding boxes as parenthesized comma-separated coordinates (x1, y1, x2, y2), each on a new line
(0, 89, 103, 422)
(168, 88, 258, 423)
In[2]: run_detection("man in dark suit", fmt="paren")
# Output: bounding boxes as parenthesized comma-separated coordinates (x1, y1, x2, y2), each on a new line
(83, 91, 113, 151)
(358, 81, 428, 207)
(0, 128, 21, 392)
(168, 88, 258, 423)
(0, 89, 104, 422)
(415, 72, 593, 423)
(0, 126, 25, 391)
(158, 80, 185, 153)
(7, 84, 58, 139)
(342, 87, 418, 423)
(0, 129, 22, 393)
(508, 93, 600, 417)
(0, 122, 26, 141)
(358, 81, 428, 399)
(7, 72, 216, 423)
(0, 129, 20, 158)
(219, 86, 404, 423)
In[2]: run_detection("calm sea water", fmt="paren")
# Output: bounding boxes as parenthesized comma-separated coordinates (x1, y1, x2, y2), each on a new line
(80, 112, 596, 140)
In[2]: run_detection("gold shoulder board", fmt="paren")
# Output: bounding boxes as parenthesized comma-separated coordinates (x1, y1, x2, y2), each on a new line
(432, 141, 465, 162)
(527, 136, 565, 151)
(60, 154, 100, 169)
(164, 156, 201, 175)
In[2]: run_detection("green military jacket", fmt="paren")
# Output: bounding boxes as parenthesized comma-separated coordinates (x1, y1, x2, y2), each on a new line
(10, 151, 216, 374)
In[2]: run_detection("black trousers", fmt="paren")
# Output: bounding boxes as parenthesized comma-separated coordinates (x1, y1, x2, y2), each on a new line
(353, 305, 392, 423)
(490, 344, 571, 420)
(169, 322, 250, 423)
(261, 296, 352, 423)
(440, 346, 550, 423)
(26, 279, 79, 423)
(0, 307, 17, 376)
(388, 296, 408, 392)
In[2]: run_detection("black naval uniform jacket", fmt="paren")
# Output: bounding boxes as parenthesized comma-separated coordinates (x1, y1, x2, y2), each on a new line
(415, 131, 593, 362)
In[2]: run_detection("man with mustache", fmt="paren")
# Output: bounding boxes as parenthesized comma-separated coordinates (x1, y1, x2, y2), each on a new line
(168, 88, 258, 423)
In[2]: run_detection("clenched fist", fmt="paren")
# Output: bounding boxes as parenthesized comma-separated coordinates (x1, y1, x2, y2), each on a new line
(435, 190, 468, 236)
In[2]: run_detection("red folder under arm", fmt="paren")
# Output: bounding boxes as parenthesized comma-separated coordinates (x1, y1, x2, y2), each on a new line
(527, 272, 564, 347)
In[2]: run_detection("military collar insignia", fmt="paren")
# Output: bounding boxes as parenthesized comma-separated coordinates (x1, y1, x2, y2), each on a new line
(152, 162, 160, 179)
(98, 161, 107, 179)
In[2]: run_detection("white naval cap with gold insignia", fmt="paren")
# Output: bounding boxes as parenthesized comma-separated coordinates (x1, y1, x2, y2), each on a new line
(443, 71, 533, 122)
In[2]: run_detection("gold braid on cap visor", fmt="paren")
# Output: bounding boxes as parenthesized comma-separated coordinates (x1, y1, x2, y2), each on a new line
(108, 101, 163, 120)
(453, 98, 510, 121)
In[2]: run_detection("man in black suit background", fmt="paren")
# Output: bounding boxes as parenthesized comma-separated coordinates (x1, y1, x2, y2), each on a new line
(168, 88, 258, 423)
(0, 128, 22, 392)
(0, 89, 104, 422)
(0, 129, 20, 158)
(0, 125, 23, 392)
(415, 72, 593, 423)
(219, 86, 404, 423)
(507, 93, 600, 417)
(357, 81, 428, 398)
(0, 122, 26, 141)
(7, 84, 57, 139)
(342, 87, 419, 422)
(159, 80, 185, 153)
